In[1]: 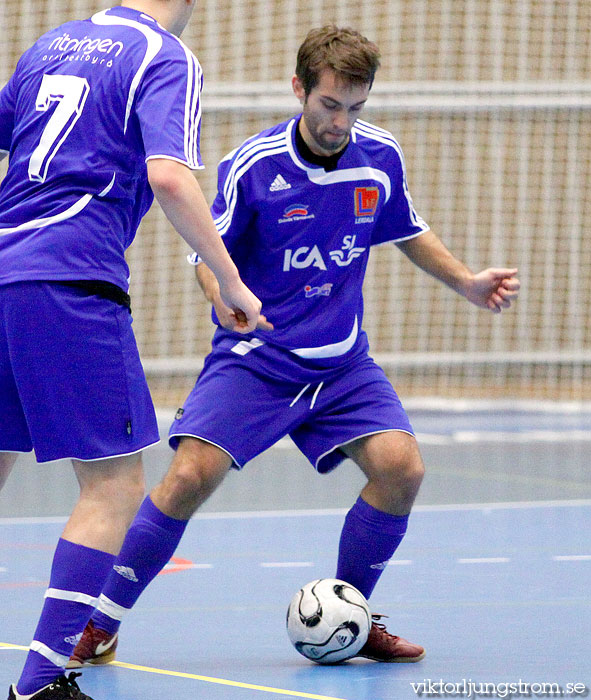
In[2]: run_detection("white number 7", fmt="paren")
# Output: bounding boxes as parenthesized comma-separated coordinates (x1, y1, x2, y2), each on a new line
(28, 74, 90, 183)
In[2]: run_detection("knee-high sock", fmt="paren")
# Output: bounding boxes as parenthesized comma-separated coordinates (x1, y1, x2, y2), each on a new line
(335, 496, 409, 600)
(17, 539, 114, 695)
(91, 495, 188, 634)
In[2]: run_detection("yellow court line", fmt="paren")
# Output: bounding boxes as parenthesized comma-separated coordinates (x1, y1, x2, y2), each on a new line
(0, 643, 28, 651)
(0, 643, 347, 700)
(111, 660, 348, 700)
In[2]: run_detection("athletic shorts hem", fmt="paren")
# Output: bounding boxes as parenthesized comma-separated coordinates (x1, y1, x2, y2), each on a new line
(168, 433, 242, 468)
(0, 448, 33, 455)
(35, 439, 161, 464)
(315, 428, 415, 472)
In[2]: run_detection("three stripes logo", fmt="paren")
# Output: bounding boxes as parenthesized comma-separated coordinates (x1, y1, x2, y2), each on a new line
(269, 174, 292, 191)
(370, 560, 390, 570)
(113, 565, 139, 582)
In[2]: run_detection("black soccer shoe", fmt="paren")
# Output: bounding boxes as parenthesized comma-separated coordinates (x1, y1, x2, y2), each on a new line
(8, 673, 94, 699)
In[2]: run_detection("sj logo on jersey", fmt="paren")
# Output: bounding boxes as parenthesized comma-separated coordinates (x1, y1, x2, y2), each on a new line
(354, 187, 379, 223)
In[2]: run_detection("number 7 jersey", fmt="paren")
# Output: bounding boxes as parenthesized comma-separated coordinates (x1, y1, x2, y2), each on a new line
(0, 5, 204, 291)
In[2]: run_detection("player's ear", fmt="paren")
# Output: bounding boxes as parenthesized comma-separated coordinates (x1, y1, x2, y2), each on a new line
(292, 75, 306, 104)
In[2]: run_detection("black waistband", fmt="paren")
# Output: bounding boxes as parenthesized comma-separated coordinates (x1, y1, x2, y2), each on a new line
(57, 280, 131, 310)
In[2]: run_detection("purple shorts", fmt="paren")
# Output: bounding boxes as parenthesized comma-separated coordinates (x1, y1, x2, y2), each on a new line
(169, 348, 414, 473)
(0, 281, 159, 463)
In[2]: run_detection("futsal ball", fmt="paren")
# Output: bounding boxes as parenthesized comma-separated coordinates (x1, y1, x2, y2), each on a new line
(286, 578, 371, 664)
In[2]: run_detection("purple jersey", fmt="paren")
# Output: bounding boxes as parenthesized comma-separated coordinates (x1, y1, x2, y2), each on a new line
(194, 116, 429, 379)
(0, 6, 203, 291)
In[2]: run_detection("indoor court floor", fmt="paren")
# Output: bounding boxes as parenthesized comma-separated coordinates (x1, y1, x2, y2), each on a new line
(1, 404, 590, 699)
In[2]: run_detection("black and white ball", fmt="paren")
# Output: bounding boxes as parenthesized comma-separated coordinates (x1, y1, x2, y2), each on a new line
(286, 578, 371, 663)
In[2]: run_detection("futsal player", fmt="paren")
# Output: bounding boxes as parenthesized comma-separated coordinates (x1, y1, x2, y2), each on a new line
(0, 1, 263, 699)
(69, 26, 520, 667)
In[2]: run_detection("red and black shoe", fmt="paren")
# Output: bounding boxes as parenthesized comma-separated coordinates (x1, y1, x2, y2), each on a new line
(357, 614, 425, 662)
(66, 620, 118, 669)
(8, 672, 93, 699)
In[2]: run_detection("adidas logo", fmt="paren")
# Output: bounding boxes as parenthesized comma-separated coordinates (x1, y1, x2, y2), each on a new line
(269, 174, 291, 191)
(64, 633, 82, 646)
(113, 565, 139, 582)
(370, 560, 390, 570)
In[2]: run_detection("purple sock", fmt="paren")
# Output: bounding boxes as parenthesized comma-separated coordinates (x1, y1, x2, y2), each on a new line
(17, 539, 114, 695)
(91, 496, 188, 634)
(335, 496, 409, 600)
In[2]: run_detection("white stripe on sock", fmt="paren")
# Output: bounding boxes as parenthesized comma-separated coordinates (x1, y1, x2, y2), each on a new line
(96, 593, 131, 622)
(29, 640, 69, 668)
(44, 588, 98, 607)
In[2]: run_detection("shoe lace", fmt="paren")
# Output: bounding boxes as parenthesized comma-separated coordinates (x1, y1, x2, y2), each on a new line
(371, 614, 400, 641)
(51, 673, 84, 697)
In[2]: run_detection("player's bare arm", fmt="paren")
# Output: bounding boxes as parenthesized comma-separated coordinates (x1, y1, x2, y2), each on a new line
(396, 229, 520, 313)
(147, 158, 263, 333)
(195, 262, 273, 333)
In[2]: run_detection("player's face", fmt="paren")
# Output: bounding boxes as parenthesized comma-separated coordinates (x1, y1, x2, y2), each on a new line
(293, 70, 370, 157)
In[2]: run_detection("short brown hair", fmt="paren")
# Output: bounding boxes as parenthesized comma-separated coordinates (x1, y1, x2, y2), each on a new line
(296, 26, 381, 95)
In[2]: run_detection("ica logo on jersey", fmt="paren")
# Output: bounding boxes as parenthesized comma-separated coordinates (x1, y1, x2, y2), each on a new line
(283, 245, 327, 271)
(283, 236, 366, 271)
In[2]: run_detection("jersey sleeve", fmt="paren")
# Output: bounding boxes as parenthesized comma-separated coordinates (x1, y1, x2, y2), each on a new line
(0, 70, 19, 154)
(187, 151, 254, 266)
(134, 44, 204, 170)
(371, 145, 429, 246)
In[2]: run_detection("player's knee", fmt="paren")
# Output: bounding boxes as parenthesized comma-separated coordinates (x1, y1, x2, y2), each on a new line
(369, 451, 424, 501)
(401, 455, 425, 489)
(162, 438, 230, 510)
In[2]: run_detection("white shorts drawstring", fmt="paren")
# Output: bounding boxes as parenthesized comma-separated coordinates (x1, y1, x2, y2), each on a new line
(289, 382, 324, 409)
(310, 382, 324, 409)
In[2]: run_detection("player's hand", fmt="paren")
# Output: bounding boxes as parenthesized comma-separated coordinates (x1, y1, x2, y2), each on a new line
(464, 268, 520, 313)
(215, 281, 273, 334)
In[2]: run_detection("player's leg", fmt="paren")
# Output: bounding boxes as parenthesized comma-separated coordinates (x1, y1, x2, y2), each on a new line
(337, 430, 424, 594)
(0, 452, 18, 491)
(337, 433, 426, 663)
(151, 435, 233, 518)
(4, 281, 159, 697)
(68, 437, 232, 668)
(344, 429, 424, 514)
(66, 454, 146, 553)
(290, 359, 425, 661)
(70, 353, 311, 666)
(14, 454, 145, 697)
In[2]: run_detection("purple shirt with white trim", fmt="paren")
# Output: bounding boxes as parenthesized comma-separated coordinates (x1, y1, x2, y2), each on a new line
(198, 115, 430, 379)
(0, 6, 203, 291)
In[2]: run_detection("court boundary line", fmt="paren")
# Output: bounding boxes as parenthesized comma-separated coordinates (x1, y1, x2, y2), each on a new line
(0, 644, 347, 700)
(0, 498, 590, 526)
